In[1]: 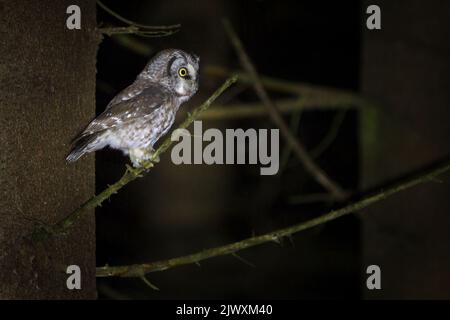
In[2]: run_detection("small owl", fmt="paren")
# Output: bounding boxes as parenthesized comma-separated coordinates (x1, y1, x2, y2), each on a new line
(67, 49, 199, 167)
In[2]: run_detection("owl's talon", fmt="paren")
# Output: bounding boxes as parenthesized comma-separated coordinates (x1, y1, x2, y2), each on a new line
(125, 164, 135, 172)
(142, 148, 159, 164)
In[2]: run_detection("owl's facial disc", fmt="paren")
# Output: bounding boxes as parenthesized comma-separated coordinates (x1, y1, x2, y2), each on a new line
(173, 61, 199, 97)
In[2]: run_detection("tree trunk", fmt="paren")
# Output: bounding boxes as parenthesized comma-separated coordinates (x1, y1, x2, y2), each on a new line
(0, 0, 99, 299)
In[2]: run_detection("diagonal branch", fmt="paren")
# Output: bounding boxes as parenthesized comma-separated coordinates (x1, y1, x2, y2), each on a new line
(30, 76, 238, 241)
(96, 158, 450, 277)
(222, 19, 348, 200)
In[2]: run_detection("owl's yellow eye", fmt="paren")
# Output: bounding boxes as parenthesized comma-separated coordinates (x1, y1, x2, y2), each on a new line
(178, 67, 188, 77)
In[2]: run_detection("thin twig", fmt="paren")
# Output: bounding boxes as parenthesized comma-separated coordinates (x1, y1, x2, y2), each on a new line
(97, 0, 180, 30)
(109, 34, 371, 109)
(140, 276, 160, 291)
(30, 76, 238, 241)
(98, 26, 177, 37)
(280, 110, 303, 172)
(310, 110, 347, 159)
(284, 110, 347, 172)
(199, 97, 353, 120)
(96, 159, 450, 277)
(205, 65, 372, 105)
(97, 0, 180, 37)
(231, 252, 256, 268)
(222, 19, 347, 200)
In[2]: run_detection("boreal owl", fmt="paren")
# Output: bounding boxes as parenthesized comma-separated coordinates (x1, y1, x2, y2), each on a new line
(66, 49, 200, 167)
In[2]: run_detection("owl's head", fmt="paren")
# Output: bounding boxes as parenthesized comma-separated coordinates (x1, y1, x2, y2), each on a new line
(140, 49, 200, 100)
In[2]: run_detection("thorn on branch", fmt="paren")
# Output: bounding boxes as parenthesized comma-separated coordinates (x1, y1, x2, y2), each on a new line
(140, 276, 160, 291)
(287, 235, 295, 248)
(271, 235, 282, 246)
(231, 252, 256, 268)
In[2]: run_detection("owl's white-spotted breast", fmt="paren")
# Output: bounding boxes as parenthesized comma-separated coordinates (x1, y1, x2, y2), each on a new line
(66, 49, 200, 167)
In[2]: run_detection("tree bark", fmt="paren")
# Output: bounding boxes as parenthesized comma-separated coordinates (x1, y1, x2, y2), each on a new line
(0, 0, 99, 299)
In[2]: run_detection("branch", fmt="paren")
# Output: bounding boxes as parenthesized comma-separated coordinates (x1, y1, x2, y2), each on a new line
(96, 158, 450, 277)
(98, 26, 178, 38)
(108, 34, 372, 110)
(310, 110, 347, 159)
(280, 109, 303, 172)
(97, 0, 180, 37)
(30, 76, 238, 241)
(199, 97, 353, 120)
(222, 19, 347, 200)
(204, 65, 372, 106)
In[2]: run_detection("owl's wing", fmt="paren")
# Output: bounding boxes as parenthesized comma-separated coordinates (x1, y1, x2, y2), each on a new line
(75, 84, 170, 142)
(104, 80, 146, 109)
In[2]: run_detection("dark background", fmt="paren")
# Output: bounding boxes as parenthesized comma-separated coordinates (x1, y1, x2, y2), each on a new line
(94, 0, 450, 299)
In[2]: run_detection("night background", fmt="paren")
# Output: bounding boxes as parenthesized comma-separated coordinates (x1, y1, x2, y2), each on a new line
(0, 0, 449, 300)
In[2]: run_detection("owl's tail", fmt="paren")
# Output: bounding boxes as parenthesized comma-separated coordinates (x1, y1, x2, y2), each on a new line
(66, 134, 99, 163)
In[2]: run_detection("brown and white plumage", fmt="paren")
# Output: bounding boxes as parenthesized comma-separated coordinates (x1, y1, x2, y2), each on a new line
(67, 49, 199, 167)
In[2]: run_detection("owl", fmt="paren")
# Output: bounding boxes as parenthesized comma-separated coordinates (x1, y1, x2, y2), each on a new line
(66, 49, 200, 167)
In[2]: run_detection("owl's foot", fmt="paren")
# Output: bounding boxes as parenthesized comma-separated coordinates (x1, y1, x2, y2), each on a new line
(129, 147, 159, 168)
(146, 147, 160, 163)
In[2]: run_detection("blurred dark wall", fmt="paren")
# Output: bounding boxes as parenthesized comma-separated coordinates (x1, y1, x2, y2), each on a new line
(361, 0, 450, 299)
